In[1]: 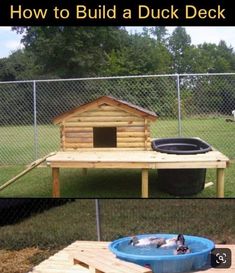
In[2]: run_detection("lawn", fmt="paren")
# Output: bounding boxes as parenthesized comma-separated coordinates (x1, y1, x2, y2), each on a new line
(0, 166, 234, 198)
(0, 117, 234, 197)
(0, 199, 234, 273)
(1, 199, 234, 248)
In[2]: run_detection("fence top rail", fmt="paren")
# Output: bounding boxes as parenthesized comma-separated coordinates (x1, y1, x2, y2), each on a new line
(1, 72, 235, 85)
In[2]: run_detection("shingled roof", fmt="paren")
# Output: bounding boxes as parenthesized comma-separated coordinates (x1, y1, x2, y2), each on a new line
(53, 95, 157, 124)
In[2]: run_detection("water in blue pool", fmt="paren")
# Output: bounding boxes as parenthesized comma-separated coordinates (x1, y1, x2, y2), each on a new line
(118, 239, 207, 256)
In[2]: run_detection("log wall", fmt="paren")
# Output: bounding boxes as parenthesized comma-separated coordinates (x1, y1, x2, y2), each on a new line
(60, 105, 151, 151)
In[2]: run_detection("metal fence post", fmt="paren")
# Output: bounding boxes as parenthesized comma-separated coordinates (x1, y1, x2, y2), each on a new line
(95, 199, 101, 241)
(176, 74, 182, 137)
(33, 80, 38, 160)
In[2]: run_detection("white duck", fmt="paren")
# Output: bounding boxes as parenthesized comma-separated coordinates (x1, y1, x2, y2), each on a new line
(159, 234, 185, 248)
(129, 236, 166, 247)
(129, 234, 187, 249)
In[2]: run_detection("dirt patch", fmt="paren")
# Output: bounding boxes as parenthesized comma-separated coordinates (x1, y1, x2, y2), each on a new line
(0, 248, 53, 273)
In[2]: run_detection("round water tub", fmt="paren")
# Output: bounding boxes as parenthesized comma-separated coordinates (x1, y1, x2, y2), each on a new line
(109, 234, 214, 273)
(151, 138, 212, 196)
(151, 138, 211, 155)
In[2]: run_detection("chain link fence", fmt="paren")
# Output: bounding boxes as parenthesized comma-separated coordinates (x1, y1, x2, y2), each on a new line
(0, 73, 235, 166)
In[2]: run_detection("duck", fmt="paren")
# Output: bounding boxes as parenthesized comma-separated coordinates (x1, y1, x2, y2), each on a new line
(159, 234, 185, 249)
(129, 236, 166, 247)
(129, 234, 188, 250)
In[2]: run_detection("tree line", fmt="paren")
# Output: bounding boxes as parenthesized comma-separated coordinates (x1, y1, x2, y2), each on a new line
(1, 26, 235, 81)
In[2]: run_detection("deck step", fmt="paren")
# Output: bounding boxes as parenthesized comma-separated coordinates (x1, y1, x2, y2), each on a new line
(73, 248, 152, 273)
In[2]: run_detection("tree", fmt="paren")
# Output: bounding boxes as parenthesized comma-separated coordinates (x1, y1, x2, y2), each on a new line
(190, 41, 235, 73)
(12, 26, 130, 78)
(150, 27, 168, 44)
(0, 49, 39, 81)
(168, 27, 192, 73)
(104, 32, 172, 76)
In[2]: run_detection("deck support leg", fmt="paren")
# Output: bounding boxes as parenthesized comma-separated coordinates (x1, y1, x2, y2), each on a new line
(216, 168, 225, 198)
(52, 168, 60, 198)
(141, 169, 149, 198)
(82, 168, 88, 176)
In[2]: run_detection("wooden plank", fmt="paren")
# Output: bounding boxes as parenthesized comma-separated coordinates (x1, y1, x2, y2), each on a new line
(79, 111, 133, 117)
(49, 162, 156, 169)
(68, 116, 143, 122)
(0, 152, 56, 192)
(34, 265, 89, 273)
(64, 121, 145, 127)
(47, 150, 229, 165)
(141, 169, 148, 198)
(216, 168, 225, 198)
(155, 161, 227, 169)
(63, 147, 147, 153)
(65, 132, 93, 139)
(117, 132, 148, 137)
(117, 127, 144, 132)
(93, 105, 120, 111)
(53, 101, 103, 124)
(63, 148, 146, 151)
(117, 142, 145, 148)
(66, 138, 93, 143)
(204, 182, 214, 188)
(47, 150, 229, 171)
(86, 249, 151, 273)
(73, 250, 151, 273)
(65, 143, 93, 148)
(98, 97, 156, 121)
(68, 241, 109, 249)
(52, 168, 60, 198)
(49, 160, 226, 169)
(74, 255, 119, 273)
(117, 137, 146, 142)
(64, 127, 93, 132)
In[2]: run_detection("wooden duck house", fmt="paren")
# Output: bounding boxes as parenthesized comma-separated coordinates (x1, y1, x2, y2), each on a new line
(53, 96, 157, 151)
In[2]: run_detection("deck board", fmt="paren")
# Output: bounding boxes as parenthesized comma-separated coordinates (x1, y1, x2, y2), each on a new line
(47, 149, 229, 197)
(47, 150, 229, 169)
(29, 241, 234, 273)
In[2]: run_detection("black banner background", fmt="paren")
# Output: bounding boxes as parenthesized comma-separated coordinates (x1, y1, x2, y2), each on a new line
(0, 0, 234, 26)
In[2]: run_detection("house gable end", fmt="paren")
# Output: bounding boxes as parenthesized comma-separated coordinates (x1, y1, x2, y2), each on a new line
(53, 96, 157, 125)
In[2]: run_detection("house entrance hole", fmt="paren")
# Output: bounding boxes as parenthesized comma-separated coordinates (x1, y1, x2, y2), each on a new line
(93, 127, 117, 148)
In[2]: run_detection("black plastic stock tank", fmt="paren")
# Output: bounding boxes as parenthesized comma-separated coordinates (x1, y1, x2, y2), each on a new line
(151, 138, 212, 196)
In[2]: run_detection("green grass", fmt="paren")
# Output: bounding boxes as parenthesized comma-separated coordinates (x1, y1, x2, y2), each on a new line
(0, 124, 59, 164)
(0, 118, 234, 197)
(0, 199, 234, 250)
(0, 165, 234, 198)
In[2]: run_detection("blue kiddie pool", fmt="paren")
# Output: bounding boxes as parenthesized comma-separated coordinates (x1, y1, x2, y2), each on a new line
(109, 234, 215, 273)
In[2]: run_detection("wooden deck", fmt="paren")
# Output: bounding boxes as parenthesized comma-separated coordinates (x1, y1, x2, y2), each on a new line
(29, 241, 235, 273)
(47, 150, 229, 169)
(46, 150, 229, 198)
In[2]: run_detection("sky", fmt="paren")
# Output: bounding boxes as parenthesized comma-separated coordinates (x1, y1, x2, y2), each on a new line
(0, 26, 235, 58)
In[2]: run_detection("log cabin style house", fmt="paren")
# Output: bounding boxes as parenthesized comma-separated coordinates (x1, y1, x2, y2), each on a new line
(53, 96, 157, 151)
